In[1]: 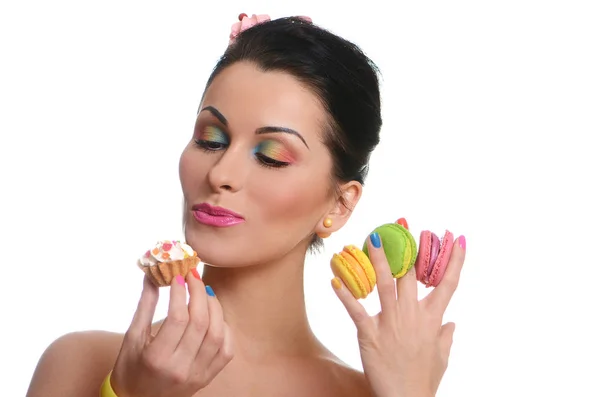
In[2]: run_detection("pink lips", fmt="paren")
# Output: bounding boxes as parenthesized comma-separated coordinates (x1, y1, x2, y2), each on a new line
(191, 203, 245, 227)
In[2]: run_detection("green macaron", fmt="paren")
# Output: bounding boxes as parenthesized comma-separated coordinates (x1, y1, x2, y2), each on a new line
(362, 223, 418, 278)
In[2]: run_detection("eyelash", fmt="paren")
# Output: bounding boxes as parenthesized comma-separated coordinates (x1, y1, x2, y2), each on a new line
(193, 138, 291, 169)
(194, 139, 226, 151)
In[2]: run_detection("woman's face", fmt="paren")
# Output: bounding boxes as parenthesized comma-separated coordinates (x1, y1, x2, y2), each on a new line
(180, 62, 335, 267)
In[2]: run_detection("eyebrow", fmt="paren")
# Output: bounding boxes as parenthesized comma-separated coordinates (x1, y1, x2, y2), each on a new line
(200, 106, 309, 149)
(256, 126, 309, 149)
(201, 106, 228, 126)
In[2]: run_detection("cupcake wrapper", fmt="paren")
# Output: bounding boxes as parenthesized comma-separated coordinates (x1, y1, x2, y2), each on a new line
(139, 256, 200, 287)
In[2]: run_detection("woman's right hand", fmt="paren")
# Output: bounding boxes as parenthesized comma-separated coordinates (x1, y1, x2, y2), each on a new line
(110, 272, 234, 397)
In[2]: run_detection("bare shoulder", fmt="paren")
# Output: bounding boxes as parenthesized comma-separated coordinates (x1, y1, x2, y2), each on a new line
(315, 355, 373, 397)
(332, 363, 374, 397)
(26, 330, 124, 397)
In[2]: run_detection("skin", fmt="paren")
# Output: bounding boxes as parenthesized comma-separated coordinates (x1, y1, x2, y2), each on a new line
(26, 61, 466, 397)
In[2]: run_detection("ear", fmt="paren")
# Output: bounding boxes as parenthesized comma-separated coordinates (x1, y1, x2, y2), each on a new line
(316, 181, 362, 235)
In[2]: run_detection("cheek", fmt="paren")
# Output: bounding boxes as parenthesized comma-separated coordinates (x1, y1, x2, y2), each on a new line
(179, 146, 205, 196)
(251, 171, 329, 224)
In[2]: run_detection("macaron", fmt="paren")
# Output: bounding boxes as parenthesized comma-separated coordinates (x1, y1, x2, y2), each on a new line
(415, 230, 454, 287)
(330, 245, 376, 299)
(362, 222, 418, 278)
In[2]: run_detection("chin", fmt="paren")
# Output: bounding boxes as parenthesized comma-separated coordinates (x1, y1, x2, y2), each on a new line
(184, 223, 255, 268)
(185, 222, 305, 269)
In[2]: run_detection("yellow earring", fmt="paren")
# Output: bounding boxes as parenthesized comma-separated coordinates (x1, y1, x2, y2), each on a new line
(317, 218, 333, 238)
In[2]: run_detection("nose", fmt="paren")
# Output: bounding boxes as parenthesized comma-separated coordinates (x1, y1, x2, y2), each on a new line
(207, 147, 246, 193)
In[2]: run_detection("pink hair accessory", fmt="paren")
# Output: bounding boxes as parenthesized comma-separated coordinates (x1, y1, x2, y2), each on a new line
(228, 14, 313, 45)
(229, 13, 271, 45)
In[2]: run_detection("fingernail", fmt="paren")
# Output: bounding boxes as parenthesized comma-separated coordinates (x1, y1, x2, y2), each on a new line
(191, 268, 201, 280)
(176, 275, 185, 286)
(458, 235, 466, 250)
(205, 285, 215, 297)
(396, 217, 409, 229)
(370, 232, 381, 248)
(331, 277, 342, 290)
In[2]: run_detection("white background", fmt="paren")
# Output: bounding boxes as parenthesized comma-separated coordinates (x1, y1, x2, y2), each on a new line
(1, 1, 599, 396)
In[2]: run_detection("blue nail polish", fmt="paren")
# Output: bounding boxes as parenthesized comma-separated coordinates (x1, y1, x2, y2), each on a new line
(370, 232, 381, 248)
(205, 285, 215, 297)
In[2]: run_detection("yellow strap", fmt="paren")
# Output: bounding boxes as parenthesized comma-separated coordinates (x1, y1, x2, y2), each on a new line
(99, 371, 119, 397)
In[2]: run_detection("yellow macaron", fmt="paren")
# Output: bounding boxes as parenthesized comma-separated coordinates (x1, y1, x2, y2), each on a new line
(330, 245, 376, 299)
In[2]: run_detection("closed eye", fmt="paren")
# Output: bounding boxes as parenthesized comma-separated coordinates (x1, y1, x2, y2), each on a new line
(255, 152, 290, 168)
(194, 139, 228, 151)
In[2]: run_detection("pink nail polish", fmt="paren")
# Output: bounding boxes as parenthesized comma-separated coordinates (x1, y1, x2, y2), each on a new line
(458, 235, 466, 250)
(176, 275, 185, 286)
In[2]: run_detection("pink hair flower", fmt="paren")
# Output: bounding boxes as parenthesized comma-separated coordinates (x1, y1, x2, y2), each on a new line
(228, 14, 313, 45)
(229, 13, 271, 45)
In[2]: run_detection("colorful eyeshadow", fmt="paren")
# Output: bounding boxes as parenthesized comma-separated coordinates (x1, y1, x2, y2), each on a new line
(201, 126, 228, 143)
(255, 140, 295, 163)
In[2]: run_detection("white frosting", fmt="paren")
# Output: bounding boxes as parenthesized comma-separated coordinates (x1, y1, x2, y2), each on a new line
(138, 240, 196, 267)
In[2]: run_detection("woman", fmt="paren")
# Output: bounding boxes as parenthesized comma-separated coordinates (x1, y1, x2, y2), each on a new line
(27, 15, 466, 397)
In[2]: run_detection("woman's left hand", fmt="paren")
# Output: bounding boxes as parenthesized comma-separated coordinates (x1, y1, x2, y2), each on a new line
(332, 232, 466, 397)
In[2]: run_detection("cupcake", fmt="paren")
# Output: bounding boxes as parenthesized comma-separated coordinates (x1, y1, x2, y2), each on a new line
(138, 240, 200, 287)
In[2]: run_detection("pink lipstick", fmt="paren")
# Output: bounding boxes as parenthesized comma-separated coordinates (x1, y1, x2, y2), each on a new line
(192, 203, 245, 227)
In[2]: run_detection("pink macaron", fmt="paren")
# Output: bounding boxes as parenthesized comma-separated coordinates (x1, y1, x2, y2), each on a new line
(415, 230, 454, 287)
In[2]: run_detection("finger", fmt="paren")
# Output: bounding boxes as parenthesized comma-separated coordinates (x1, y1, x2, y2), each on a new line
(174, 270, 210, 365)
(127, 275, 159, 343)
(206, 322, 235, 378)
(331, 277, 372, 330)
(151, 275, 190, 354)
(194, 286, 226, 369)
(439, 322, 456, 363)
(426, 235, 466, 315)
(396, 263, 418, 304)
(367, 232, 397, 314)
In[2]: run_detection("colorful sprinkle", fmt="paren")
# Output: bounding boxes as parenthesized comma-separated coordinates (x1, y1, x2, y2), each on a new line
(193, 251, 197, 257)
(162, 242, 173, 251)
(144, 250, 150, 258)
(152, 248, 160, 255)
(161, 252, 170, 260)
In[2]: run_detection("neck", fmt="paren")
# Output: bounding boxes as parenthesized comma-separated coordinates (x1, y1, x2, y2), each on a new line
(200, 243, 323, 360)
